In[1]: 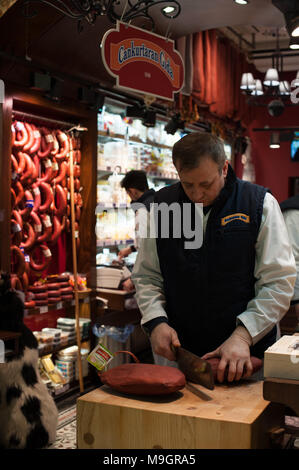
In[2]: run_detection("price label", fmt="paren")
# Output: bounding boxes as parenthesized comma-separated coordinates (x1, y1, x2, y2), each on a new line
(57, 302, 63, 309)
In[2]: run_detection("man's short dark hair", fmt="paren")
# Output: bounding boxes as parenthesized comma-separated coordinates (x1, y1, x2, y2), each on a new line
(172, 132, 226, 171)
(121, 170, 149, 192)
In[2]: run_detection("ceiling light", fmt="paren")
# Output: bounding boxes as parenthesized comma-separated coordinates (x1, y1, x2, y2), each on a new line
(240, 72, 255, 91)
(162, 6, 176, 15)
(270, 132, 280, 149)
(234, 0, 249, 5)
(279, 81, 291, 95)
(251, 79, 264, 96)
(289, 37, 299, 49)
(264, 68, 279, 87)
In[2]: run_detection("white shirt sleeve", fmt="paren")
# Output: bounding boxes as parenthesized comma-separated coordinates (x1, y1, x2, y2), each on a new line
(237, 192, 297, 344)
(132, 235, 168, 326)
(282, 209, 299, 301)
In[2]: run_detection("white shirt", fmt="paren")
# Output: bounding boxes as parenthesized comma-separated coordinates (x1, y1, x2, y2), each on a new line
(283, 209, 299, 301)
(132, 192, 297, 346)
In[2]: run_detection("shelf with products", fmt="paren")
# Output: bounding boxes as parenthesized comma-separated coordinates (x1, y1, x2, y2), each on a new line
(98, 130, 175, 151)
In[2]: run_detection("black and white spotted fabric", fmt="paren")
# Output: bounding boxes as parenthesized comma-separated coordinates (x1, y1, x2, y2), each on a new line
(0, 273, 58, 448)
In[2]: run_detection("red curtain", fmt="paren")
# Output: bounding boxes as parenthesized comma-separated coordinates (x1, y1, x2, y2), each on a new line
(192, 30, 259, 126)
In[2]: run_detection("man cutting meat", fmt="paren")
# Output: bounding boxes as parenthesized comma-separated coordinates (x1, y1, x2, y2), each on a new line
(132, 132, 296, 383)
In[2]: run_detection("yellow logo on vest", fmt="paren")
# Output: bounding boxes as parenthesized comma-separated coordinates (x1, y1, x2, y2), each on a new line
(221, 213, 250, 226)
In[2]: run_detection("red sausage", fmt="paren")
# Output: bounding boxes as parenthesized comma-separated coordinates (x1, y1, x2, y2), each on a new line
(14, 181, 25, 205)
(29, 243, 52, 273)
(29, 210, 42, 235)
(52, 184, 67, 217)
(11, 218, 22, 246)
(32, 183, 41, 212)
(11, 275, 23, 291)
(47, 282, 61, 290)
(11, 245, 26, 277)
(60, 286, 73, 295)
(38, 158, 53, 184)
(23, 123, 35, 152)
(21, 272, 29, 291)
(50, 215, 62, 244)
(19, 190, 34, 219)
(29, 124, 42, 154)
(51, 131, 59, 156)
(37, 127, 54, 158)
(37, 214, 52, 243)
(12, 209, 23, 230)
(38, 182, 54, 213)
(16, 151, 26, 175)
(55, 130, 69, 160)
(20, 153, 34, 183)
(11, 124, 16, 147)
(48, 289, 61, 298)
(13, 121, 28, 148)
(25, 300, 36, 309)
(52, 160, 67, 185)
(28, 284, 48, 293)
(61, 294, 74, 301)
(20, 222, 36, 250)
(11, 154, 19, 176)
(32, 291, 48, 300)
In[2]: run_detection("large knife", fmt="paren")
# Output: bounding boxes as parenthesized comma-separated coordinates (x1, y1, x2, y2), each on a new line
(172, 346, 215, 390)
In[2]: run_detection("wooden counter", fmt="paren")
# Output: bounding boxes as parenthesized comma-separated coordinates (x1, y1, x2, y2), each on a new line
(77, 379, 284, 449)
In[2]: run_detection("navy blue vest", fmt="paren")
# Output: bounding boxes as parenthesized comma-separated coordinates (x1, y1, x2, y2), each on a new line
(154, 165, 276, 358)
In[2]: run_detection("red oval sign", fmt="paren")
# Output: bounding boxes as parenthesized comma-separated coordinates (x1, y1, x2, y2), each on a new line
(101, 21, 185, 101)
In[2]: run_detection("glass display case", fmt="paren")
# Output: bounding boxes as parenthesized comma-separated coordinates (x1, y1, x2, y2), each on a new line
(96, 99, 183, 266)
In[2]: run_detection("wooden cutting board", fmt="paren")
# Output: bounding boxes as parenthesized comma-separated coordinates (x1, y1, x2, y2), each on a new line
(77, 379, 284, 449)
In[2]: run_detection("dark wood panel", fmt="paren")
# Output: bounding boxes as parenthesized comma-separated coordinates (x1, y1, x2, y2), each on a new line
(0, 92, 12, 273)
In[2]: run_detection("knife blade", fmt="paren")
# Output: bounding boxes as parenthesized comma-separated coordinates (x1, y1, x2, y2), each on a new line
(173, 346, 215, 390)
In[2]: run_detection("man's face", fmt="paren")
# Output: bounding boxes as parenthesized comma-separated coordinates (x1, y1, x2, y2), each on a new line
(176, 157, 228, 206)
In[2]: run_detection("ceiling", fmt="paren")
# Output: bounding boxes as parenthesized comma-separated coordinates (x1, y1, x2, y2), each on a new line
(0, 0, 298, 92)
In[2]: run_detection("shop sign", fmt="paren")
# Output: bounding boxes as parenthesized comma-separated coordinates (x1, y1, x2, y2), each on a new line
(101, 21, 184, 101)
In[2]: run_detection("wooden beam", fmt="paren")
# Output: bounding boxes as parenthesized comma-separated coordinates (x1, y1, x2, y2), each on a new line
(0, 0, 18, 19)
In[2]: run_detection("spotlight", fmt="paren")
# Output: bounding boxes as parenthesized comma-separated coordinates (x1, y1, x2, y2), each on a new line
(30, 72, 51, 91)
(270, 132, 280, 149)
(164, 113, 185, 135)
(234, 0, 249, 5)
(161, 4, 180, 17)
(78, 86, 96, 104)
(45, 77, 63, 101)
(126, 104, 156, 127)
(126, 104, 145, 119)
(91, 93, 105, 111)
(142, 110, 156, 127)
(267, 99, 285, 117)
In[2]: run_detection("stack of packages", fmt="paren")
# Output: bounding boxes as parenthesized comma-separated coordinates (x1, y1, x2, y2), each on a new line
(33, 330, 54, 355)
(57, 318, 77, 344)
(55, 345, 89, 383)
(57, 317, 91, 344)
(42, 327, 61, 349)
